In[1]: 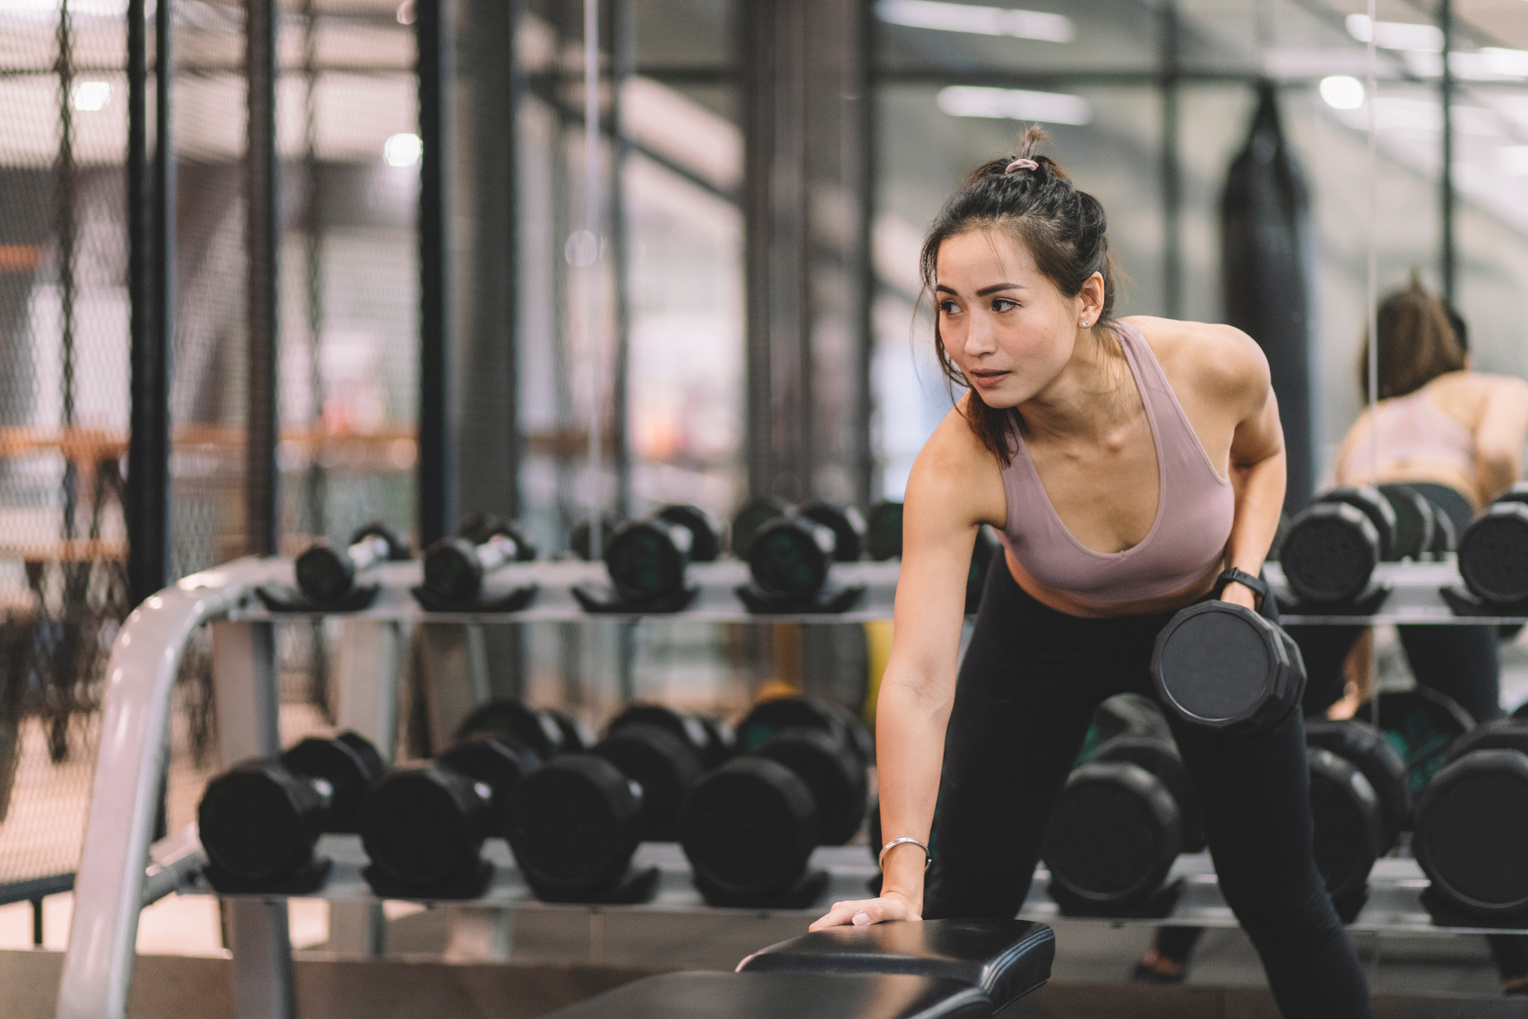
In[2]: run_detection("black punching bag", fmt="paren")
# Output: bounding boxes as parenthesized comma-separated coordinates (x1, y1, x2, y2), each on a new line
(1221, 82, 1315, 511)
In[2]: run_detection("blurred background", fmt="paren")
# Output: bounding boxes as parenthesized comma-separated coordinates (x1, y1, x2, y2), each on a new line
(0, 0, 1526, 953)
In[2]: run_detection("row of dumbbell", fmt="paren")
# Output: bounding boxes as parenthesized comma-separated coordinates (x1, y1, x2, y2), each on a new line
(1279, 481, 1528, 608)
(196, 696, 873, 907)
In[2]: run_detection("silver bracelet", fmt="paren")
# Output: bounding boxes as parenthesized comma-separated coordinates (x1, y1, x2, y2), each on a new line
(878, 837, 932, 872)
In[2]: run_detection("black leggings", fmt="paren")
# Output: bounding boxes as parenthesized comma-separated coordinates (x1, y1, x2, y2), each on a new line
(924, 557, 1372, 1018)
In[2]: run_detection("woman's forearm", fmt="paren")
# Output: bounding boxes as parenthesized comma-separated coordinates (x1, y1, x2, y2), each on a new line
(873, 672, 956, 913)
(1226, 447, 1286, 574)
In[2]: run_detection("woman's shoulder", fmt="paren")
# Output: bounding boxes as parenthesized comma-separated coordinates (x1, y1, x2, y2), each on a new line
(1120, 316, 1270, 401)
(1425, 370, 1528, 417)
(907, 398, 1009, 524)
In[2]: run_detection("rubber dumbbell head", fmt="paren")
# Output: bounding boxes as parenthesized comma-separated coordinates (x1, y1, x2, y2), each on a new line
(680, 756, 819, 900)
(1499, 483, 1528, 508)
(746, 514, 837, 600)
(736, 697, 871, 767)
(508, 755, 645, 894)
(359, 735, 540, 889)
(1458, 502, 1528, 606)
(865, 501, 904, 561)
(656, 504, 725, 562)
(1041, 760, 1182, 905)
(1150, 602, 1304, 733)
(1092, 734, 1203, 852)
(1446, 718, 1528, 763)
(1414, 749, 1528, 916)
(1321, 486, 1398, 560)
(197, 731, 384, 885)
(569, 514, 622, 560)
(752, 728, 867, 846)
(592, 723, 704, 841)
(457, 700, 587, 760)
(1307, 747, 1385, 903)
(1375, 688, 1476, 800)
(1279, 502, 1381, 606)
(1076, 693, 1172, 766)
(422, 518, 535, 603)
(604, 517, 693, 602)
(1305, 719, 1410, 849)
(1377, 485, 1436, 562)
(609, 703, 731, 770)
(731, 496, 791, 560)
(797, 501, 867, 563)
(294, 522, 408, 604)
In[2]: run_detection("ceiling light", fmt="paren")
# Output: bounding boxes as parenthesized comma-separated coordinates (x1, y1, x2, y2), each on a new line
(1484, 48, 1528, 77)
(937, 85, 1090, 125)
(71, 81, 111, 112)
(1319, 75, 1365, 110)
(1500, 145, 1528, 176)
(877, 1, 1074, 43)
(1345, 14, 1443, 53)
(395, 0, 414, 25)
(383, 132, 422, 167)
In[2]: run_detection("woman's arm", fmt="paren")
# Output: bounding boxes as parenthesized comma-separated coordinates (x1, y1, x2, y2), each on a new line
(1475, 375, 1528, 502)
(1198, 328, 1286, 609)
(809, 411, 1003, 929)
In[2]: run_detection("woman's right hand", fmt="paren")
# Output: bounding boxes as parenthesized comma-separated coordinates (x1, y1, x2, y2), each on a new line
(808, 891, 921, 931)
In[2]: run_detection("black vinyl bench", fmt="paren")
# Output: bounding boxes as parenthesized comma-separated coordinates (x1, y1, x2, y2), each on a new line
(535, 919, 1054, 1019)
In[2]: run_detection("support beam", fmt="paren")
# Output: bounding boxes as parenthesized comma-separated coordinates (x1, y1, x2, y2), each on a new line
(418, 0, 456, 546)
(126, 0, 172, 604)
(246, 0, 280, 557)
(1439, 0, 1456, 303)
(1160, 0, 1182, 320)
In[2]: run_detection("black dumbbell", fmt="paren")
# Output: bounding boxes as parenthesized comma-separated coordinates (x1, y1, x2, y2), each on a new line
(421, 515, 536, 605)
(731, 496, 792, 560)
(359, 734, 540, 893)
(1458, 500, 1528, 607)
(569, 513, 622, 560)
(734, 696, 873, 768)
(745, 504, 864, 603)
(865, 500, 904, 561)
(602, 505, 725, 603)
(609, 703, 733, 771)
(1415, 720, 1528, 917)
(1073, 693, 1173, 767)
(1302, 719, 1409, 907)
(198, 732, 385, 888)
(1376, 484, 1437, 562)
(1305, 719, 1411, 850)
(456, 699, 593, 761)
(1041, 732, 1200, 907)
(1150, 601, 1305, 733)
(1374, 687, 1476, 802)
(1278, 486, 1397, 605)
(681, 726, 868, 904)
(294, 522, 409, 605)
(507, 723, 704, 901)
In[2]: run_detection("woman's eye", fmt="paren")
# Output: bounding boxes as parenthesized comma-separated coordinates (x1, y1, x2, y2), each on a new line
(992, 298, 1017, 312)
(939, 301, 959, 315)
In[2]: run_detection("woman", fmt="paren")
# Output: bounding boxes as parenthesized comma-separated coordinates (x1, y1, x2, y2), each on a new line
(808, 130, 1372, 1018)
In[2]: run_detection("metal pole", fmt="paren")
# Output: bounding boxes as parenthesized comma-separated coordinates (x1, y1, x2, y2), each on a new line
(1160, 0, 1182, 320)
(609, 0, 632, 520)
(56, 0, 78, 541)
(246, 0, 279, 557)
(301, 0, 326, 539)
(742, 0, 775, 500)
(849, 0, 875, 508)
(1439, 0, 1455, 303)
(581, 0, 603, 557)
(418, 0, 456, 546)
(127, 0, 172, 604)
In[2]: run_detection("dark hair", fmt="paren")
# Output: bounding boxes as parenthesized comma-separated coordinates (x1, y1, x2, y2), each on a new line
(1359, 272, 1466, 401)
(920, 126, 1122, 465)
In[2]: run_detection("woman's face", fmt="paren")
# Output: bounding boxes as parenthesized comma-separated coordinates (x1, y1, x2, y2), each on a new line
(935, 228, 1094, 408)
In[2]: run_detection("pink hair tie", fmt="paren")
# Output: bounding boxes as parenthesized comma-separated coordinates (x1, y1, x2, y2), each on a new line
(1005, 158, 1039, 173)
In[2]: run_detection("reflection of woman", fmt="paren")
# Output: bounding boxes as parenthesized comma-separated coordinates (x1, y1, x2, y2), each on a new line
(1140, 277, 1528, 993)
(807, 129, 1372, 1019)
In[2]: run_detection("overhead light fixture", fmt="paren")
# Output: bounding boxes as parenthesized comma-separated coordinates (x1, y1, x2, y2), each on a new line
(383, 132, 422, 167)
(71, 81, 111, 112)
(1483, 48, 1528, 77)
(395, 0, 414, 25)
(1319, 75, 1365, 110)
(1345, 14, 1443, 53)
(877, 0, 1074, 44)
(1500, 145, 1528, 176)
(936, 85, 1090, 125)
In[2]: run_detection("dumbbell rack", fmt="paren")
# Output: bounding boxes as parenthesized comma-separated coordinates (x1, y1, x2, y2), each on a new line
(56, 554, 1528, 1019)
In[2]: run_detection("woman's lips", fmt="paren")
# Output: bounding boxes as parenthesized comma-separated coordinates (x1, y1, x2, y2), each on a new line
(969, 370, 1009, 389)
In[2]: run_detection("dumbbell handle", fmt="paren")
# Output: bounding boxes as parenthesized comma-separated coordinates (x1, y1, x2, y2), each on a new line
(474, 533, 521, 573)
(347, 533, 393, 573)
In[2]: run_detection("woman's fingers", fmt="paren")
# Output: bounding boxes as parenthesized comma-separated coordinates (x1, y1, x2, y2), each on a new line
(808, 896, 919, 931)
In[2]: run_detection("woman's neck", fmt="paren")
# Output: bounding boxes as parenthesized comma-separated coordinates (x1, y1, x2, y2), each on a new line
(1018, 326, 1134, 443)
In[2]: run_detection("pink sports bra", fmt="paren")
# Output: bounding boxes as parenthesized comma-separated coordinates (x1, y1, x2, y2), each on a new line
(997, 321, 1236, 605)
(1337, 386, 1475, 481)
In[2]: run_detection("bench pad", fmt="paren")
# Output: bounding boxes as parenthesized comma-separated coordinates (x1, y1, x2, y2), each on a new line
(736, 919, 1053, 1010)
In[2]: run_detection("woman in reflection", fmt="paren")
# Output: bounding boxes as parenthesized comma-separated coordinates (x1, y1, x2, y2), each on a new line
(807, 128, 1372, 1018)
